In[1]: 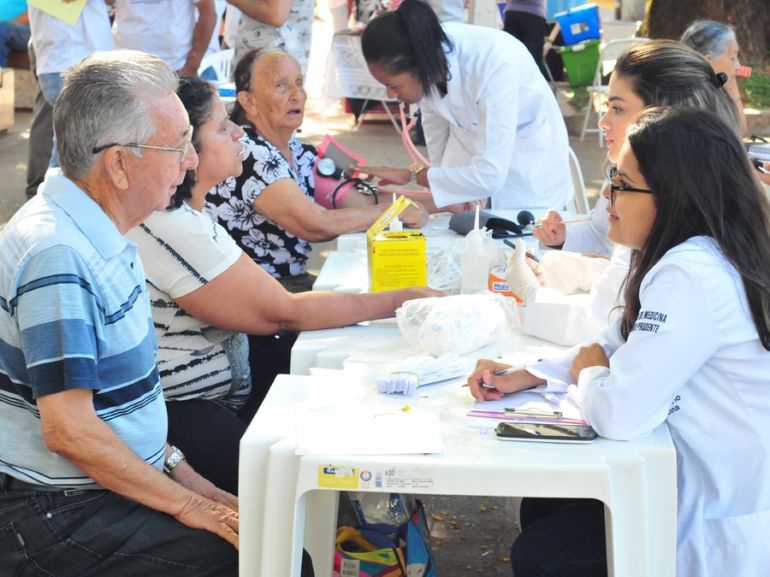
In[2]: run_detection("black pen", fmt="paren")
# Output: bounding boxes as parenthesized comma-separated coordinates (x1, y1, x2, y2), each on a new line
(503, 239, 540, 263)
(480, 367, 516, 389)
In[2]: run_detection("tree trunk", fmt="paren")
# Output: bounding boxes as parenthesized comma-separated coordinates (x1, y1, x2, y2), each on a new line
(640, 0, 769, 63)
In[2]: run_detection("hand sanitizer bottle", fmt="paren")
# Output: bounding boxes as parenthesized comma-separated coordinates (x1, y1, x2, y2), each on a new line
(460, 205, 492, 294)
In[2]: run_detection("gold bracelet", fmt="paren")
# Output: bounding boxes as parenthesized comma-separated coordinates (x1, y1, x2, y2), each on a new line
(409, 163, 426, 183)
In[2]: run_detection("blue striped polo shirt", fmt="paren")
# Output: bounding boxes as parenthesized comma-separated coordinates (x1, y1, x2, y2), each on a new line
(0, 170, 167, 487)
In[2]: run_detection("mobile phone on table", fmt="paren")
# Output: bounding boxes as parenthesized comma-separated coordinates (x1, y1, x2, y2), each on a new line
(495, 422, 597, 443)
(752, 158, 769, 175)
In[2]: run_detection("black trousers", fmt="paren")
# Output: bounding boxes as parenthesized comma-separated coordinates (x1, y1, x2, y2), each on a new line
(511, 498, 607, 577)
(504, 10, 549, 79)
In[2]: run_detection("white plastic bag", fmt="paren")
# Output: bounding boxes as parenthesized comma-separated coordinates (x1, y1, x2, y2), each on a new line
(396, 293, 519, 356)
(426, 245, 462, 295)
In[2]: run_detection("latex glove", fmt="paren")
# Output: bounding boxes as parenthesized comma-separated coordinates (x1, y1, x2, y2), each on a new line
(540, 251, 611, 294)
(506, 239, 539, 304)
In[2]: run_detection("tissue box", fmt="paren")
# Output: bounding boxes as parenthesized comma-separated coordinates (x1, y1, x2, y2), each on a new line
(367, 197, 426, 292)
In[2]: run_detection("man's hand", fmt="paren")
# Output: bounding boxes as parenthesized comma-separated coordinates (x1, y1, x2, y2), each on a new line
(170, 458, 238, 511)
(173, 491, 240, 549)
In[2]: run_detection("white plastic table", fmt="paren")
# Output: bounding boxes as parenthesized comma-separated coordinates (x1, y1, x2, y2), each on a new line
(239, 220, 677, 577)
(239, 374, 677, 577)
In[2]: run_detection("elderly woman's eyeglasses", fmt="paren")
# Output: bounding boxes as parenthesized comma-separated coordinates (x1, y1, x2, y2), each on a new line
(92, 126, 194, 163)
(608, 166, 653, 207)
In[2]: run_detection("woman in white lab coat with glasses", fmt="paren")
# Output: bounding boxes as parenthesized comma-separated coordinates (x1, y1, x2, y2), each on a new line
(469, 106, 770, 577)
(357, 0, 573, 212)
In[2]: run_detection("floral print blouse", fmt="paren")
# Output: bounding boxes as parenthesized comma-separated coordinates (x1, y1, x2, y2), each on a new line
(205, 125, 317, 279)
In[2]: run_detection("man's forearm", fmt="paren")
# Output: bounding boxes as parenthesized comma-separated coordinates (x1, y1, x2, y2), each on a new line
(181, 0, 217, 75)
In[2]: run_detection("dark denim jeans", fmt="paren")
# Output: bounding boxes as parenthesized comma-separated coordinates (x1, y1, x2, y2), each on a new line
(0, 486, 237, 576)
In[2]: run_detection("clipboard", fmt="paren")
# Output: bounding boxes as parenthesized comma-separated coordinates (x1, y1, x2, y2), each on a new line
(466, 389, 586, 426)
(467, 408, 587, 426)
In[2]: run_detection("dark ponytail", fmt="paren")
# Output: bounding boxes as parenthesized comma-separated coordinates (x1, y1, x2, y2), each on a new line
(229, 48, 267, 126)
(361, 0, 453, 95)
(171, 76, 217, 208)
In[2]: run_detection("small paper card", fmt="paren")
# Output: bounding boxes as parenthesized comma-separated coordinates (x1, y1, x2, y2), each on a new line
(29, 0, 87, 26)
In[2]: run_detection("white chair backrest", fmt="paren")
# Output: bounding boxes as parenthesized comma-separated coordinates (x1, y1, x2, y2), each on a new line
(565, 146, 589, 215)
(198, 48, 234, 82)
(592, 37, 651, 86)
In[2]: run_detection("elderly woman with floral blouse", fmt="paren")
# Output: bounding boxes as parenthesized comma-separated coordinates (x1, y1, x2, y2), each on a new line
(205, 48, 428, 292)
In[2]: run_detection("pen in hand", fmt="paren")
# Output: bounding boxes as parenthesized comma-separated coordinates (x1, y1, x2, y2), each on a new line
(533, 217, 591, 228)
(480, 367, 517, 390)
(503, 239, 540, 263)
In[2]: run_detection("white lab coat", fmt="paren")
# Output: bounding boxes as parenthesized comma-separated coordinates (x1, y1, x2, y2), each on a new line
(560, 193, 615, 255)
(422, 23, 572, 210)
(528, 236, 770, 576)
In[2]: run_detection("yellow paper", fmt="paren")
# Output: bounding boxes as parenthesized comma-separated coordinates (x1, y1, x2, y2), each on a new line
(29, 0, 87, 26)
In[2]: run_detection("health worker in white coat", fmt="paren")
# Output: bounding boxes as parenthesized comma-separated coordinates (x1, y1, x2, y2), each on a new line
(507, 41, 741, 347)
(469, 107, 770, 577)
(357, 0, 573, 212)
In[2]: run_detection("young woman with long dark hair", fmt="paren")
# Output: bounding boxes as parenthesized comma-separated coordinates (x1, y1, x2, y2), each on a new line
(469, 106, 770, 576)
(508, 40, 741, 347)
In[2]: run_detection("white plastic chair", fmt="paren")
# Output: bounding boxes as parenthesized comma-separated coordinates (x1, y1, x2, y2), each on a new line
(565, 146, 589, 214)
(197, 48, 234, 82)
(580, 37, 650, 145)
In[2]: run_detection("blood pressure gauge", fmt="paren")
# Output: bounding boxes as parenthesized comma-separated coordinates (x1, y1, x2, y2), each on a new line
(317, 157, 345, 179)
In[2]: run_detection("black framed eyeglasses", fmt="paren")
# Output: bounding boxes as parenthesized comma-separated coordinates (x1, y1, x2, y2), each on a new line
(92, 125, 194, 163)
(608, 166, 653, 207)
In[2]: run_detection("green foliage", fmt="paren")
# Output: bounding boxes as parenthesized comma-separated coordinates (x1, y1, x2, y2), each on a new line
(741, 69, 770, 109)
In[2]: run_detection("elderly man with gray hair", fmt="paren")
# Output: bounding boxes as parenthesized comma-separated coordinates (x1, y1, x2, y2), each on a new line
(0, 50, 239, 576)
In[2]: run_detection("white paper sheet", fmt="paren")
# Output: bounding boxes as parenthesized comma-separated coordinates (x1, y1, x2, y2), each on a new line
(295, 405, 443, 455)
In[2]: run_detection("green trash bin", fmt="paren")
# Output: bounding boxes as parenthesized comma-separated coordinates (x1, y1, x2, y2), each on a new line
(557, 39, 600, 87)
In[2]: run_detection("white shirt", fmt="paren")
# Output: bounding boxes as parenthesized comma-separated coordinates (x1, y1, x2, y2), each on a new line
(426, 0, 465, 22)
(530, 236, 770, 576)
(206, 0, 227, 55)
(126, 204, 248, 407)
(422, 23, 572, 210)
(29, 0, 113, 75)
(113, 0, 200, 71)
(223, 3, 240, 50)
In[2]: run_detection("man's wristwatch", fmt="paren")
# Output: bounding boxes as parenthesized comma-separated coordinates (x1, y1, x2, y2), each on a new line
(164, 445, 186, 474)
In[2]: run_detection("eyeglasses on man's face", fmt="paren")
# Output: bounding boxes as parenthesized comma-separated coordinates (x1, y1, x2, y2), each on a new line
(608, 166, 653, 207)
(92, 125, 194, 164)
